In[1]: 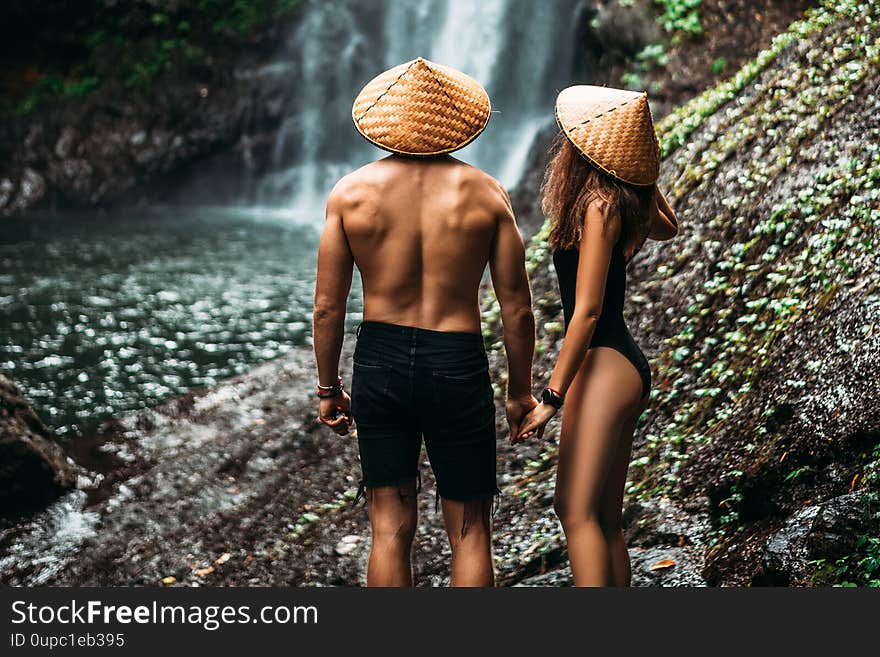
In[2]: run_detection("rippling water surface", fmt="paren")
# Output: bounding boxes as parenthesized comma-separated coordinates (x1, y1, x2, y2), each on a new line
(0, 209, 361, 435)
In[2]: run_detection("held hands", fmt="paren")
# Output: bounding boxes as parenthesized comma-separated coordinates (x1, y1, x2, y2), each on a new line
(318, 391, 352, 436)
(515, 401, 558, 443)
(505, 395, 538, 445)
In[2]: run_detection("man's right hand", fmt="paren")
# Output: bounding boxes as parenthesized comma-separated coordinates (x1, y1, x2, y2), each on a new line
(319, 391, 352, 436)
(505, 395, 539, 445)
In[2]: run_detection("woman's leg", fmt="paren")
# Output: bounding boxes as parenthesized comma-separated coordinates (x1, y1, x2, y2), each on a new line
(599, 411, 642, 587)
(553, 347, 644, 587)
(366, 480, 419, 586)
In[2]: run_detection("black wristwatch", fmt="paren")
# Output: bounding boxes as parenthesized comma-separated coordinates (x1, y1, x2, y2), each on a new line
(541, 387, 564, 409)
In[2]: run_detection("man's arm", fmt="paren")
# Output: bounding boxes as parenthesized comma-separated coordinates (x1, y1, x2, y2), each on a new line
(488, 190, 537, 438)
(313, 185, 354, 434)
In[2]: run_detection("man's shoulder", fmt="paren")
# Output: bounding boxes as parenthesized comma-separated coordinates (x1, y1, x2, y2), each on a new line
(456, 162, 504, 190)
(327, 163, 382, 208)
(455, 163, 510, 209)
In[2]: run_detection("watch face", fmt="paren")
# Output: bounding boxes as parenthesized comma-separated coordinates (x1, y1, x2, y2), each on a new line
(542, 388, 562, 408)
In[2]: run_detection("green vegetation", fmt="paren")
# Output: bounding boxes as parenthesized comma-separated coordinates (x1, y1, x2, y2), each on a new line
(710, 56, 727, 74)
(813, 446, 880, 587)
(2, 0, 308, 115)
(621, 0, 703, 89)
(13, 74, 100, 115)
(655, 0, 703, 38)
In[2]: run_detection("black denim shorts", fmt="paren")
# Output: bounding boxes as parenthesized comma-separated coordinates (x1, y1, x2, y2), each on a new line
(351, 321, 498, 502)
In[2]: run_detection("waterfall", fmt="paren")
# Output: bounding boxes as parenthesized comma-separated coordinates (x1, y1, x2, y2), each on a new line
(256, 0, 582, 218)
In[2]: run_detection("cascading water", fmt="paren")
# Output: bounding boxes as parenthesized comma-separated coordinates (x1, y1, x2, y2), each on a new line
(256, 0, 582, 217)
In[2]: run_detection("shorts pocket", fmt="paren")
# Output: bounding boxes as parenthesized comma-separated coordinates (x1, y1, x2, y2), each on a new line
(351, 361, 393, 425)
(430, 368, 494, 430)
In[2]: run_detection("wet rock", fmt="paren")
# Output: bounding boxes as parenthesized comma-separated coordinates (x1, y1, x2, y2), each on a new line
(758, 494, 868, 586)
(0, 375, 77, 516)
(0, 178, 14, 209)
(589, 0, 662, 61)
(630, 546, 706, 587)
(7, 168, 47, 213)
(334, 534, 362, 556)
(625, 498, 710, 549)
(514, 568, 573, 587)
(54, 127, 79, 159)
(48, 159, 94, 199)
(513, 544, 706, 587)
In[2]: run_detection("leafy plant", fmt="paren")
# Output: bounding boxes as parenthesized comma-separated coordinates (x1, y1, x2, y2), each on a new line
(710, 57, 727, 74)
(618, 1, 701, 87)
(655, 0, 703, 38)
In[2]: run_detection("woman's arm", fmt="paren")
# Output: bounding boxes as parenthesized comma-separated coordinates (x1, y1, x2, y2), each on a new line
(647, 185, 678, 241)
(546, 202, 619, 397)
(514, 202, 618, 441)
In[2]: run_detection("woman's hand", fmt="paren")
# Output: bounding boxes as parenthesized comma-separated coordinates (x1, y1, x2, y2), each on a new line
(514, 401, 558, 443)
(506, 394, 539, 444)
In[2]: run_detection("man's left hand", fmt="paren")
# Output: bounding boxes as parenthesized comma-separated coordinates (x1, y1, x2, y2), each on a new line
(318, 391, 352, 435)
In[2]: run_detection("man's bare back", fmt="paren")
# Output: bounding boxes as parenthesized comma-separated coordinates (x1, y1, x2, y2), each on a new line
(327, 155, 513, 334)
(315, 153, 535, 406)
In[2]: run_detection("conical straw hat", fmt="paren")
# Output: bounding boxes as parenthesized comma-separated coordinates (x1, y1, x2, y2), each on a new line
(555, 85, 660, 186)
(352, 57, 491, 156)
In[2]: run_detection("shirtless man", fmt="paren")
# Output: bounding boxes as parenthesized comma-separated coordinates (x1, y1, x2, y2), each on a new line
(312, 59, 536, 587)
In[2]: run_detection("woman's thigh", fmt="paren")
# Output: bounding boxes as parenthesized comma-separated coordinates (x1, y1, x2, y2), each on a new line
(555, 347, 644, 517)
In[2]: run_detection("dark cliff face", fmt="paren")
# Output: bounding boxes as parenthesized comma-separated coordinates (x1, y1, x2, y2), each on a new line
(0, 1, 305, 215)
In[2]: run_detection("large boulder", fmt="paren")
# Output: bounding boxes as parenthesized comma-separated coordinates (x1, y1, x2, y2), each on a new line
(0, 374, 77, 515)
(758, 494, 870, 586)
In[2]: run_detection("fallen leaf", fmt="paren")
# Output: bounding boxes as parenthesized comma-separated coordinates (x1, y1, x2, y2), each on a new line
(161, 576, 176, 585)
(649, 559, 676, 571)
(849, 473, 861, 493)
(194, 566, 214, 577)
(214, 553, 232, 565)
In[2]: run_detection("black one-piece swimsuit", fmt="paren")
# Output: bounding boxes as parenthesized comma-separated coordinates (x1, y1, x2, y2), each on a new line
(552, 243, 651, 399)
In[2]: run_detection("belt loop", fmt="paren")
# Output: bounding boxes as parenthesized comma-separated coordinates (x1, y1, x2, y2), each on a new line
(356, 323, 362, 338)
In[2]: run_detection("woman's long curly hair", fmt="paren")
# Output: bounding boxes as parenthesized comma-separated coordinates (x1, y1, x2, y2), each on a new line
(542, 133, 654, 255)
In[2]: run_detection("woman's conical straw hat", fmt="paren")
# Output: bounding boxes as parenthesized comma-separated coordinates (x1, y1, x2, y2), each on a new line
(352, 57, 491, 156)
(555, 85, 660, 186)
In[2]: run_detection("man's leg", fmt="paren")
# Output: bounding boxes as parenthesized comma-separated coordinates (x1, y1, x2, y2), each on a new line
(440, 497, 494, 587)
(366, 480, 418, 587)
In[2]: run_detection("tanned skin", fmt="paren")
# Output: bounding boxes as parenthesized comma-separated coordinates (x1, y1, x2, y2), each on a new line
(516, 185, 677, 586)
(313, 154, 536, 587)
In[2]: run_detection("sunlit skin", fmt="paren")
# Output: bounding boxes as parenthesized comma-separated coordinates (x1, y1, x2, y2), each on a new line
(313, 154, 537, 587)
(516, 185, 677, 586)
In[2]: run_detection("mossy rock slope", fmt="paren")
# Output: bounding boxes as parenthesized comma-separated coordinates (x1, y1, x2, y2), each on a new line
(487, 0, 880, 586)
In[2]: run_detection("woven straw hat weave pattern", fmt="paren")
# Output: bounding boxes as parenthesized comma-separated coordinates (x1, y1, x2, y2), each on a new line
(555, 85, 660, 186)
(352, 58, 491, 156)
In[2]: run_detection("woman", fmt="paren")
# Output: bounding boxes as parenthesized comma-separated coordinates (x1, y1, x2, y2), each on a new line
(516, 86, 678, 586)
